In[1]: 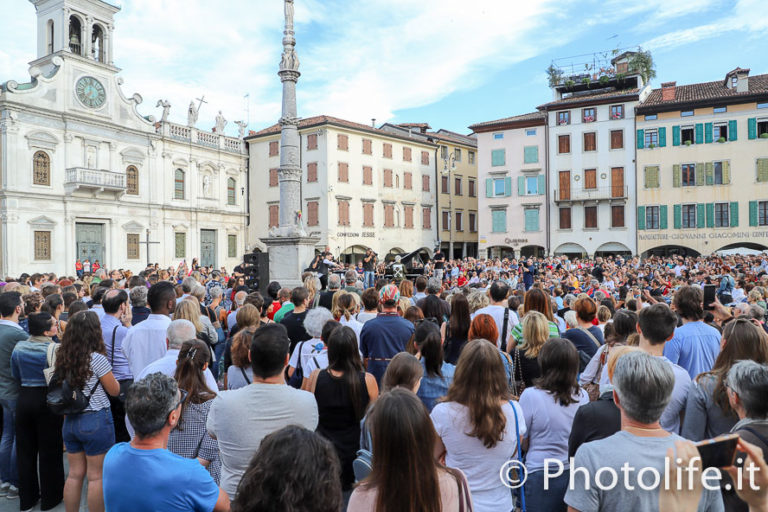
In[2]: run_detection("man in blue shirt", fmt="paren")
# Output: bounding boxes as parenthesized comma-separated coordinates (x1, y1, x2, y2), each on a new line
(103, 373, 229, 512)
(101, 289, 133, 443)
(663, 285, 721, 379)
(360, 285, 415, 384)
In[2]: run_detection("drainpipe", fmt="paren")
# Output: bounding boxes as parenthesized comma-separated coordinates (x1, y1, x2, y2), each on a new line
(434, 144, 439, 251)
(544, 113, 551, 256)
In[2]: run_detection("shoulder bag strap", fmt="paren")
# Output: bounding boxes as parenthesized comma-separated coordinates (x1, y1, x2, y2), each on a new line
(577, 326, 601, 350)
(592, 345, 609, 385)
(501, 308, 510, 350)
(514, 348, 524, 389)
(296, 341, 306, 373)
(239, 366, 251, 384)
(110, 326, 119, 367)
(510, 400, 527, 512)
(740, 426, 768, 449)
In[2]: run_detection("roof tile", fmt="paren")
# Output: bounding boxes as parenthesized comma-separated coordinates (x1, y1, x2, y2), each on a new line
(640, 73, 768, 108)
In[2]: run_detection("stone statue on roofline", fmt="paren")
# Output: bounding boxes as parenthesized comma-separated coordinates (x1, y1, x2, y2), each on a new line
(215, 111, 227, 133)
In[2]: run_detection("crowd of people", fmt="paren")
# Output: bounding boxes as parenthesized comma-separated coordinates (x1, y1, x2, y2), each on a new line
(0, 249, 766, 511)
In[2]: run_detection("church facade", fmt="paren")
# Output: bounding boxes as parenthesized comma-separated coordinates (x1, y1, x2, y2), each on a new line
(0, 0, 248, 277)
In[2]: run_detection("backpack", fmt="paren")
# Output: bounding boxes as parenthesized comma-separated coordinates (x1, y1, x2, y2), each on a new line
(353, 421, 373, 481)
(47, 372, 101, 416)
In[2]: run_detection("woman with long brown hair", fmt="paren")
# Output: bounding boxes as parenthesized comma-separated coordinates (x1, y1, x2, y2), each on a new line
(508, 287, 560, 347)
(519, 337, 588, 511)
(350, 389, 471, 512)
(168, 339, 221, 484)
(681, 318, 768, 441)
(442, 293, 471, 365)
(57, 310, 120, 512)
(224, 304, 260, 390)
(430, 339, 524, 512)
(174, 299, 214, 366)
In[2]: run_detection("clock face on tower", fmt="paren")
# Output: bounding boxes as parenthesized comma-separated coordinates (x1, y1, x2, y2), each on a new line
(75, 76, 106, 108)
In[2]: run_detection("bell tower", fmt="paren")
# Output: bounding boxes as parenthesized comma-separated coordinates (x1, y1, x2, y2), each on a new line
(29, 0, 120, 67)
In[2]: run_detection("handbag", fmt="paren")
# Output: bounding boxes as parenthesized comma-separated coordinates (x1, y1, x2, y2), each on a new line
(110, 326, 133, 402)
(353, 420, 373, 482)
(510, 400, 527, 512)
(583, 345, 608, 402)
(47, 373, 101, 415)
(512, 348, 526, 398)
(576, 327, 601, 373)
(43, 342, 58, 385)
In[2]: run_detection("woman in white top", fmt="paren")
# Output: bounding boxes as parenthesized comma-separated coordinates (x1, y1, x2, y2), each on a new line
(334, 292, 363, 345)
(430, 340, 525, 512)
(286, 307, 334, 386)
(519, 337, 589, 512)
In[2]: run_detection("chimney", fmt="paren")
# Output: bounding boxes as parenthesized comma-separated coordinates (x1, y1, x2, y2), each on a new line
(661, 82, 676, 101)
(371, 118, 376, 128)
(736, 69, 750, 93)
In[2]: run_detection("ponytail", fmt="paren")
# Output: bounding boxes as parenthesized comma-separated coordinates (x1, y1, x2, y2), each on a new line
(173, 339, 216, 429)
(414, 321, 444, 379)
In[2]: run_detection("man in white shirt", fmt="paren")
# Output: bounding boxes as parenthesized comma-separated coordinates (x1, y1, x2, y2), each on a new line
(470, 280, 518, 349)
(122, 281, 176, 376)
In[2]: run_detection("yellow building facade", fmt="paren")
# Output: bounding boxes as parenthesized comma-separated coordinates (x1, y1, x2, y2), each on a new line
(635, 68, 768, 256)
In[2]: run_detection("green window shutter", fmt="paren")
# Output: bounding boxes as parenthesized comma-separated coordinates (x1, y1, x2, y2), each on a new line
(697, 204, 706, 228)
(492, 210, 506, 232)
(758, 159, 768, 183)
(695, 123, 704, 144)
(524, 209, 539, 232)
(705, 122, 713, 143)
(705, 162, 714, 185)
(750, 201, 759, 226)
(672, 125, 681, 146)
(637, 206, 646, 230)
(486, 178, 493, 197)
(730, 202, 739, 227)
(729, 120, 737, 141)
(491, 149, 505, 166)
(644, 167, 650, 188)
(652, 166, 660, 188)
(706, 203, 715, 228)
(537, 174, 546, 196)
(659, 205, 668, 229)
(723, 161, 731, 184)
(658, 127, 667, 147)
(504, 176, 512, 197)
(748, 118, 757, 140)
(636, 129, 644, 149)
(673, 204, 682, 229)
(523, 146, 538, 164)
(695, 163, 705, 186)
(517, 176, 525, 196)
(673, 164, 681, 187)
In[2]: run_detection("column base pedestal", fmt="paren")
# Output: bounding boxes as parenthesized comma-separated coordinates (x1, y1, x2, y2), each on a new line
(260, 235, 320, 289)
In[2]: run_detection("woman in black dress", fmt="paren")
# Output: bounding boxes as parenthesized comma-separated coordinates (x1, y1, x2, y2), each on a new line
(308, 326, 379, 491)
(441, 293, 470, 365)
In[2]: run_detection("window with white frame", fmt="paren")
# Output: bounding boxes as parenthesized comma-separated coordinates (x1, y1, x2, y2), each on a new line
(646, 206, 660, 229)
(715, 202, 729, 227)
(682, 204, 696, 228)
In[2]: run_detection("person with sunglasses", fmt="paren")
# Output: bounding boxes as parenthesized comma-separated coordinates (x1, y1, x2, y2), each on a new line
(103, 372, 230, 512)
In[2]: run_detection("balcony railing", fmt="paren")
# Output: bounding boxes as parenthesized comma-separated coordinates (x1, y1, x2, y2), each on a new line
(65, 167, 126, 195)
(554, 185, 627, 203)
(157, 122, 245, 154)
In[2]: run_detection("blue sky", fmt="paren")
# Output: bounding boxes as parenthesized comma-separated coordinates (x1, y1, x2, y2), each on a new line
(1, 0, 766, 136)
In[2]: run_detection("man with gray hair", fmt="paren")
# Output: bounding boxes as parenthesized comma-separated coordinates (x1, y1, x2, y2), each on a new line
(129, 286, 150, 325)
(343, 269, 362, 296)
(318, 274, 341, 311)
(103, 373, 229, 511)
(566, 351, 724, 511)
(134, 319, 218, 392)
(226, 290, 248, 335)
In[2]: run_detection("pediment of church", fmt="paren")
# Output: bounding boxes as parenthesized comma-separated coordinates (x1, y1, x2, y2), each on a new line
(122, 220, 144, 232)
(27, 215, 57, 228)
(25, 130, 59, 151)
(120, 147, 146, 165)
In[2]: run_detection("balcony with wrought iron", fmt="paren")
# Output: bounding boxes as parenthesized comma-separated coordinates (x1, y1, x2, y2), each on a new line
(65, 167, 126, 196)
(554, 185, 628, 204)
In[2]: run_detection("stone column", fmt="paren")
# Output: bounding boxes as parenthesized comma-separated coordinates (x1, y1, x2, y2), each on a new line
(261, 0, 318, 287)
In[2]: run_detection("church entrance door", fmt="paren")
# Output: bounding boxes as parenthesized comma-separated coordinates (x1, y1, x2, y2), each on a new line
(201, 229, 217, 268)
(76, 223, 105, 267)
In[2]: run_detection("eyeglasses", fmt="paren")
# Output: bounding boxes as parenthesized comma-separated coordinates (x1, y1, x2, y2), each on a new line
(170, 389, 188, 413)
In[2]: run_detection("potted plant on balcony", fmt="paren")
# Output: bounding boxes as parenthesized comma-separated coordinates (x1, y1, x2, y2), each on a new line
(581, 77, 591, 87)
(565, 79, 575, 89)
(546, 64, 563, 88)
(684, 140, 692, 146)
(717, 137, 726, 143)
(599, 75, 610, 85)
(648, 143, 656, 149)
(760, 133, 768, 139)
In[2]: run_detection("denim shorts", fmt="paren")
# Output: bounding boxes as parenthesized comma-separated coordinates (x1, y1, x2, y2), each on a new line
(62, 408, 115, 456)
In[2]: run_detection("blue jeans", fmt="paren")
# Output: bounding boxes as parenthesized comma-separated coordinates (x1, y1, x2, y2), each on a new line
(364, 271, 375, 289)
(62, 408, 115, 456)
(366, 360, 390, 386)
(0, 398, 18, 486)
(525, 469, 569, 512)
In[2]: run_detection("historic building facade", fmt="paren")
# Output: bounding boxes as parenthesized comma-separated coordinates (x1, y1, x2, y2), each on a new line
(635, 68, 768, 257)
(246, 115, 438, 263)
(470, 112, 547, 260)
(0, 0, 247, 276)
(539, 52, 650, 258)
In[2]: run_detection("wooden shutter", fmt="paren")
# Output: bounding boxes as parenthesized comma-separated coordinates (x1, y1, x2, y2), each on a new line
(729, 120, 737, 141)
(673, 164, 681, 187)
(583, 132, 596, 151)
(307, 201, 319, 226)
(585, 206, 597, 228)
(269, 141, 279, 156)
(673, 204, 682, 229)
(269, 205, 279, 228)
(524, 209, 539, 232)
(492, 149, 505, 166)
(307, 134, 317, 150)
(403, 147, 412, 161)
(758, 159, 768, 183)
(404, 172, 412, 189)
(421, 151, 429, 165)
(695, 123, 704, 144)
(705, 162, 714, 185)
(537, 174, 545, 195)
(307, 162, 318, 182)
(337, 134, 349, 150)
(486, 178, 493, 197)
(659, 205, 668, 229)
(383, 143, 392, 158)
(517, 176, 525, 196)
(705, 122, 713, 143)
(749, 201, 758, 226)
(730, 202, 739, 227)
(441, 175, 449, 193)
(672, 125, 681, 146)
(363, 139, 372, 154)
(695, 163, 705, 186)
(611, 167, 624, 197)
(723, 161, 731, 184)
(637, 206, 646, 230)
(558, 135, 570, 153)
(611, 205, 624, 228)
(636, 129, 644, 149)
(611, 130, 623, 149)
(492, 210, 506, 232)
(384, 169, 393, 187)
(524, 146, 538, 163)
(504, 176, 512, 197)
(363, 203, 373, 227)
(422, 175, 430, 191)
(338, 162, 349, 182)
(706, 203, 715, 227)
(559, 207, 571, 229)
(559, 171, 571, 200)
(748, 118, 757, 140)
(384, 205, 394, 227)
(404, 206, 413, 228)
(645, 166, 659, 188)
(584, 169, 597, 189)
(658, 127, 667, 147)
(423, 207, 431, 229)
(363, 166, 373, 185)
(269, 168, 279, 187)
(697, 204, 706, 228)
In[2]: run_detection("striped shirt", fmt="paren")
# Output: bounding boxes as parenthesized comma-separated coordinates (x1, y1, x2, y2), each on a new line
(510, 320, 560, 346)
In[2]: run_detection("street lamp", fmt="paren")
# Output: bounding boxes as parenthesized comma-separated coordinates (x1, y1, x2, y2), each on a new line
(441, 150, 456, 259)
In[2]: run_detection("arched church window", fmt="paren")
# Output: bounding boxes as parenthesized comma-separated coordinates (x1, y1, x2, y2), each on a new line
(227, 178, 236, 205)
(91, 24, 104, 62)
(174, 169, 185, 199)
(69, 16, 82, 55)
(126, 166, 139, 195)
(33, 151, 51, 186)
(47, 20, 55, 54)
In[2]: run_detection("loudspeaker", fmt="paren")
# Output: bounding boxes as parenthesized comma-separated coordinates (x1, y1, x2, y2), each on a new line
(243, 252, 270, 296)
